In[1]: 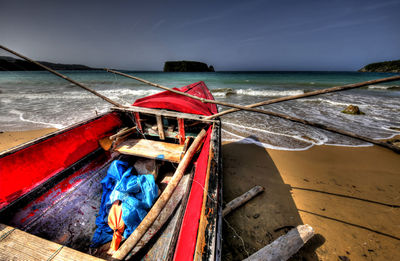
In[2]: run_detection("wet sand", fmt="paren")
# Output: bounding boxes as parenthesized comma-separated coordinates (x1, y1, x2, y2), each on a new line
(1, 129, 399, 260)
(222, 142, 400, 261)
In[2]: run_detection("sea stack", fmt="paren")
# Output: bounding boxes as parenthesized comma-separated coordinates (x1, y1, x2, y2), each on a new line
(163, 61, 215, 72)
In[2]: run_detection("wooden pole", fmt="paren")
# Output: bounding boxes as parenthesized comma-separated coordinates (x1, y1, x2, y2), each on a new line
(243, 225, 314, 261)
(223, 186, 265, 217)
(205, 75, 400, 120)
(105, 68, 400, 120)
(112, 129, 208, 260)
(0, 45, 124, 108)
(105, 69, 400, 153)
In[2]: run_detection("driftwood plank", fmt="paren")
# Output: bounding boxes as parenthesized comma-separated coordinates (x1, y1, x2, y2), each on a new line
(243, 225, 314, 261)
(223, 185, 265, 217)
(115, 139, 185, 163)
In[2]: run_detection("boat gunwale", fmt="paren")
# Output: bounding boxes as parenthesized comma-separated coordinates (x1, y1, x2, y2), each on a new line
(0, 111, 114, 158)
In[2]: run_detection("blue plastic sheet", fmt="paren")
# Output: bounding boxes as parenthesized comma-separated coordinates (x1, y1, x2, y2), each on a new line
(91, 160, 158, 247)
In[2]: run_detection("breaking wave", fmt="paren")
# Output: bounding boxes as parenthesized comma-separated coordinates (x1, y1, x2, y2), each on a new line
(211, 88, 304, 97)
(368, 85, 400, 90)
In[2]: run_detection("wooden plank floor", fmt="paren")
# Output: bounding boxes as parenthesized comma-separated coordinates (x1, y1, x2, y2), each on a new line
(0, 224, 102, 261)
(116, 139, 184, 163)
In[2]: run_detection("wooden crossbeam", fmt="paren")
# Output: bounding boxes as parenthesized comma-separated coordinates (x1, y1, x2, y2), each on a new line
(115, 139, 185, 163)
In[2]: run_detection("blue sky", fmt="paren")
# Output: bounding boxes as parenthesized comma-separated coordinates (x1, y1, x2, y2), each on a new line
(1, 0, 399, 71)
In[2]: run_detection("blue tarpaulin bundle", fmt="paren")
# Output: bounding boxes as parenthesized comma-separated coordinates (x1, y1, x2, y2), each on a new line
(91, 160, 158, 247)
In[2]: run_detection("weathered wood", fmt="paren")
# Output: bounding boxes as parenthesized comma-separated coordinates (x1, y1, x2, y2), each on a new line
(194, 125, 214, 260)
(164, 168, 197, 260)
(223, 185, 264, 217)
(144, 127, 198, 141)
(180, 137, 192, 160)
(0, 224, 102, 261)
(127, 174, 191, 259)
(202, 122, 223, 261)
(115, 139, 185, 163)
(53, 247, 103, 261)
(243, 225, 314, 261)
(156, 115, 165, 140)
(111, 106, 217, 123)
(142, 204, 183, 261)
(0, 45, 123, 107)
(112, 129, 208, 260)
(99, 126, 137, 151)
(109, 126, 136, 140)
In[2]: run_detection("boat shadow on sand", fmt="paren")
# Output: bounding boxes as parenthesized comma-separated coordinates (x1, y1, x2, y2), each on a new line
(221, 136, 324, 261)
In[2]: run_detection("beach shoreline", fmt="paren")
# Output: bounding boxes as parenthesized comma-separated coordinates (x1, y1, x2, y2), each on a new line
(1, 129, 399, 260)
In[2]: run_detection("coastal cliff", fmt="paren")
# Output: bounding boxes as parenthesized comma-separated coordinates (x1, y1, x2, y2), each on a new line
(358, 59, 400, 73)
(0, 56, 96, 71)
(163, 61, 215, 72)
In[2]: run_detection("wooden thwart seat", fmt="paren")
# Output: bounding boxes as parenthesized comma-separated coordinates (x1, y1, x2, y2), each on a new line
(115, 139, 185, 163)
(0, 224, 101, 261)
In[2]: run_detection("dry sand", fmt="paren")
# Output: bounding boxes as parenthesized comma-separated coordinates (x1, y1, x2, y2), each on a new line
(222, 142, 400, 261)
(0, 128, 57, 151)
(1, 129, 399, 260)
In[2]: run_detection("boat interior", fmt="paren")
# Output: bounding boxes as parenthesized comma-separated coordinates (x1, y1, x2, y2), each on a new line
(0, 108, 221, 260)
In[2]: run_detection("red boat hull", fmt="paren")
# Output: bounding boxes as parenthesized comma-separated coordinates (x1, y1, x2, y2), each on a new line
(0, 80, 222, 260)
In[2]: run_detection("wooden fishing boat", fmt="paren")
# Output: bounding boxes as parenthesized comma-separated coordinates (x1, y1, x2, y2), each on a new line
(0, 81, 222, 260)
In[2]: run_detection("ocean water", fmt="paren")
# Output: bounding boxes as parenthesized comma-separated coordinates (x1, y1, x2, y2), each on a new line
(1, 70, 399, 150)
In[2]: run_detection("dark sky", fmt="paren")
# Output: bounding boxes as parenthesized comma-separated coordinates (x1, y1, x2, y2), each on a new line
(1, 0, 399, 71)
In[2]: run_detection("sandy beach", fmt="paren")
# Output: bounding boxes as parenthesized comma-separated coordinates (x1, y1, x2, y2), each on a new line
(222, 142, 400, 261)
(0, 128, 57, 152)
(1, 129, 399, 260)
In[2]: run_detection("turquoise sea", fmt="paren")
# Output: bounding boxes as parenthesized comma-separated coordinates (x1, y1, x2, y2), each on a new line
(1, 71, 399, 150)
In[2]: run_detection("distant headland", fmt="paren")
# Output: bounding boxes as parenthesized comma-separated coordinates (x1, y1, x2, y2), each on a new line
(358, 59, 400, 73)
(163, 61, 215, 72)
(0, 56, 97, 71)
